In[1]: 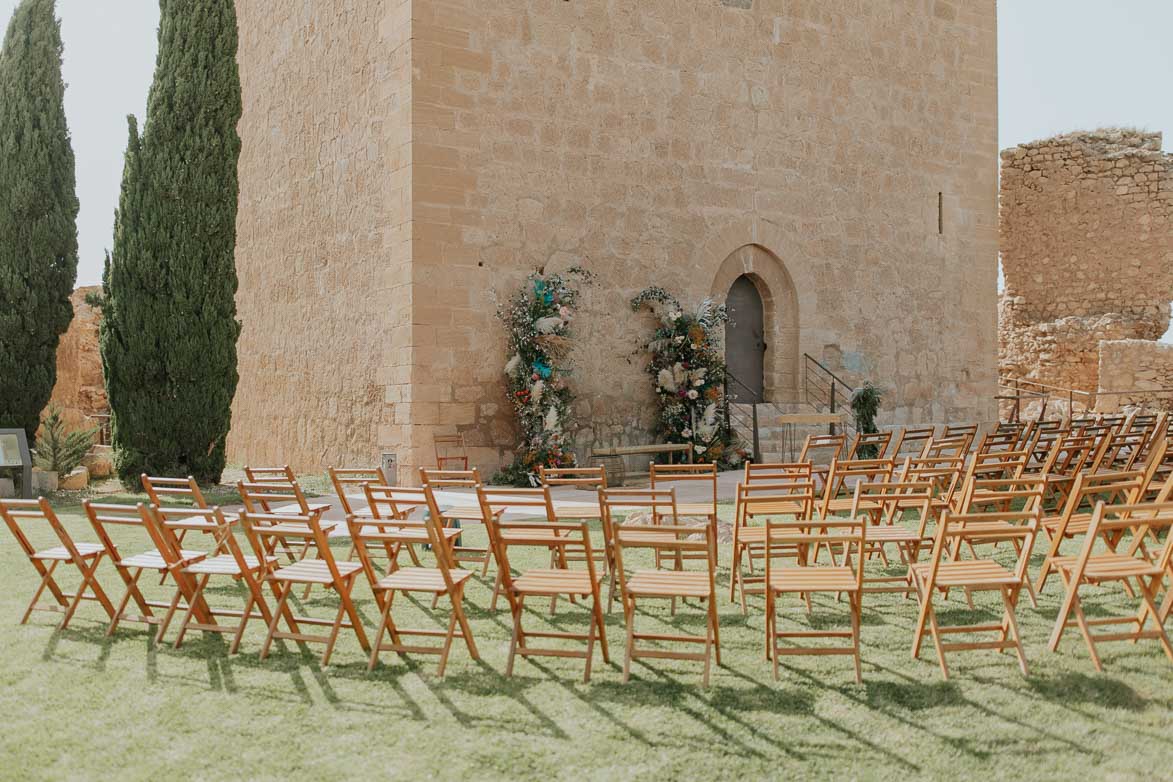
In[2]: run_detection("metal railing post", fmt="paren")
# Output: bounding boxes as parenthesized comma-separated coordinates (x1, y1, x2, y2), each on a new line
(751, 403, 760, 463)
(829, 379, 837, 435)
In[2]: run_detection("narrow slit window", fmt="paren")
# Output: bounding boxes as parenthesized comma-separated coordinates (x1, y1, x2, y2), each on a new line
(937, 192, 944, 235)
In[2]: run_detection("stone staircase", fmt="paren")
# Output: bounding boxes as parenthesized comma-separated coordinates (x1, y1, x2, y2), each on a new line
(729, 402, 844, 462)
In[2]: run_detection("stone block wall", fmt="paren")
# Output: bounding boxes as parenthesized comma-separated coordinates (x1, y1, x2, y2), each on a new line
(45, 286, 106, 432)
(1097, 340, 1173, 413)
(230, 0, 1000, 479)
(999, 129, 1173, 396)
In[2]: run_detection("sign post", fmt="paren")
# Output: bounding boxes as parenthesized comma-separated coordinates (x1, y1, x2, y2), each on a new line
(0, 429, 33, 499)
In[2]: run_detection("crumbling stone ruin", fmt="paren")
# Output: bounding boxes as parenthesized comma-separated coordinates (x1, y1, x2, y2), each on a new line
(999, 129, 1173, 413)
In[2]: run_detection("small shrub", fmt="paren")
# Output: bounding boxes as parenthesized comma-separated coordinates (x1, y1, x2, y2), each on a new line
(851, 382, 883, 457)
(33, 405, 95, 476)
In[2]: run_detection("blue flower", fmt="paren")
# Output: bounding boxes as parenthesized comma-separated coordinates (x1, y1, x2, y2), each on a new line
(532, 359, 552, 379)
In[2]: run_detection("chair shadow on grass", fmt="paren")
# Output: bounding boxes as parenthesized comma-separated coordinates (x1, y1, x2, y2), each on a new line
(1027, 671, 1147, 710)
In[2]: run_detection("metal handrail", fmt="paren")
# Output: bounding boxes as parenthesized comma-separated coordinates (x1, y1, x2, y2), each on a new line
(804, 353, 856, 394)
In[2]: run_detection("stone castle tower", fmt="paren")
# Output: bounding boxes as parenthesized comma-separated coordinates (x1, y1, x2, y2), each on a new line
(227, 0, 999, 479)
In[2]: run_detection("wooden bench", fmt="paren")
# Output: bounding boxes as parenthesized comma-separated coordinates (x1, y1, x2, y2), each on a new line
(590, 443, 694, 465)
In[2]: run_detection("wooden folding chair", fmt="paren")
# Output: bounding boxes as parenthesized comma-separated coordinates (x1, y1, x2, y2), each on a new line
(818, 458, 896, 519)
(433, 433, 469, 470)
(349, 487, 478, 675)
(240, 510, 369, 665)
(909, 508, 1040, 679)
(142, 474, 207, 508)
(485, 513, 609, 682)
(951, 476, 1046, 608)
(649, 462, 718, 549)
(0, 498, 115, 628)
(83, 501, 208, 637)
(238, 479, 339, 566)
(362, 484, 460, 570)
(1039, 433, 1102, 508)
(613, 520, 720, 685)
(1034, 470, 1146, 593)
(476, 486, 560, 610)
(891, 426, 936, 458)
(974, 431, 1027, 457)
(598, 488, 682, 610)
(328, 467, 386, 520)
(730, 481, 818, 612)
(799, 433, 848, 490)
(1046, 500, 1173, 670)
(539, 465, 608, 492)
(847, 430, 893, 459)
(851, 480, 935, 595)
(150, 506, 279, 652)
(764, 513, 866, 682)
(896, 455, 966, 519)
(243, 465, 295, 483)
(419, 467, 492, 575)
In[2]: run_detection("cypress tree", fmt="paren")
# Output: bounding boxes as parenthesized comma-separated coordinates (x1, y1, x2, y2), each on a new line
(0, 0, 79, 440)
(101, 0, 241, 485)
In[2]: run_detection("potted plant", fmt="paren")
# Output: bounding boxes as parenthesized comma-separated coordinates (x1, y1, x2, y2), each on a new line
(33, 406, 97, 492)
(850, 382, 883, 457)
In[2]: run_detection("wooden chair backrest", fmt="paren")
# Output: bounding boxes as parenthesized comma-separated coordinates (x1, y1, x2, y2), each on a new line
(150, 505, 245, 569)
(613, 522, 715, 588)
(243, 465, 297, 483)
(736, 481, 818, 523)
(433, 433, 469, 470)
(0, 497, 84, 561)
(927, 508, 1040, 583)
(486, 518, 596, 595)
(847, 430, 893, 459)
(891, 426, 935, 457)
(238, 480, 311, 515)
(649, 462, 717, 508)
(897, 455, 966, 505)
(363, 484, 428, 520)
(83, 500, 173, 560)
(539, 465, 607, 489)
(744, 462, 812, 483)
(955, 476, 1046, 515)
(966, 448, 1031, 483)
(975, 431, 1023, 456)
(239, 511, 336, 571)
(1085, 500, 1173, 572)
(141, 474, 207, 508)
(850, 479, 934, 530)
(799, 433, 847, 463)
(765, 515, 865, 588)
(599, 488, 677, 547)
(922, 434, 973, 460)
(476, 486, 556, 522)
(1047, 470, 1146, 542)
(942, 423, 979, 439)
(822, 458, 895, 504)
(328, 467, 386, 516)
(419, 467, 482, 488)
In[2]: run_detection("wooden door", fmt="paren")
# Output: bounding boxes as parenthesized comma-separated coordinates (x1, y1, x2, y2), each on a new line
(725, 276, 765, 403)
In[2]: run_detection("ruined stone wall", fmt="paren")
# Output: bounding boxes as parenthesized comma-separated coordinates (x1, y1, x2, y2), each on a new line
(45, 286, 106, 431)
(406, 0, 998, 477)
(999, 130, 1173, 395)
(1097, 340, 1173, 413)
(228, 0, 413, 471)
(230, 0, 999, 478)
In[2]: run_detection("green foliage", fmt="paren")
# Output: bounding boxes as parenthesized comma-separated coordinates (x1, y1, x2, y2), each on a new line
(851, 382, 883, 457)
(492, 268, 591, 486)
(100, 0, 242, 487)
(631, 288, 745, 467)
(33, 405, 94, 475)
(0, 0, 79, 440)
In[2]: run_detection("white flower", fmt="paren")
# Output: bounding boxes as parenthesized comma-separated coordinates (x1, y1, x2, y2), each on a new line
(681, 428, 693, 438)
(531, 380, 544, 404)
(674, 336, 685, 344)
(669, 311, 681, 321)
(696, 403, 719, 441)
(687, 389, 699, 400)
(657, 368, 677, 392)
(693, 378, 704, 387)
(695, 446, 707, 455)
(543, 407, 560, 432)
(504, 354, 521, 374)
(672, 362, 687, 387)
(535, 316, 563, 334)
(691, 368, 707, 383)
(558, 305, 571, 320)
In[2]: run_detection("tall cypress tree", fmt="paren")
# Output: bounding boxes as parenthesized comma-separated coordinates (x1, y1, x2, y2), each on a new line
(0, 0, 79, 440)
(101, 0, 241, 485)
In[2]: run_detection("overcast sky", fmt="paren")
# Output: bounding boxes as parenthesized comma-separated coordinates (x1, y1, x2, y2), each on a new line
(1, 1, 1171, 293)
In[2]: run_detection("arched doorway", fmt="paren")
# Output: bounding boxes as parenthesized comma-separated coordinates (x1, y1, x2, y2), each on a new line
(725, 275, 766, 403)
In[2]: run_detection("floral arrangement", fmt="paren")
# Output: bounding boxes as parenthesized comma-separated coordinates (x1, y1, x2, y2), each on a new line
(630, 287, 744, 467)
(493, 268, 592, 486)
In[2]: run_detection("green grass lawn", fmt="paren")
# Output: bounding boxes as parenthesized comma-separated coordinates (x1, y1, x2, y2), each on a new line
(1, 501, 1171, 781)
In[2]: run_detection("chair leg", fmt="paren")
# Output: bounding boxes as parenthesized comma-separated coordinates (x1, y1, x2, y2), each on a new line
(230, 588, 255, 655)
(260, 582, 291, 660)
(505, 597, 524, 678)
(22, 561, 61, 624)
(436, 607, 459, 677)
(622, 600, 635, 683)
(172, 574, 209, 648)
(1000, 587, 1029, 676)
(851, 592, 863, 684)
(452, 586, 479, 660)
(709, 596, 722, 667)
